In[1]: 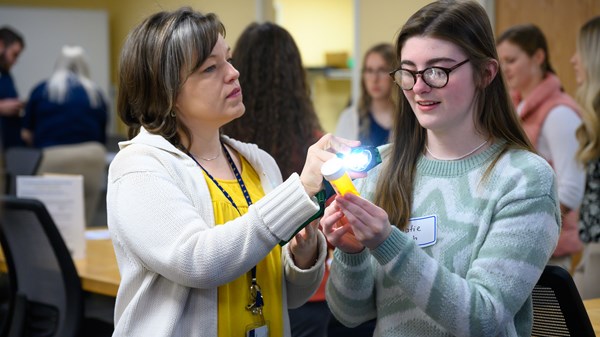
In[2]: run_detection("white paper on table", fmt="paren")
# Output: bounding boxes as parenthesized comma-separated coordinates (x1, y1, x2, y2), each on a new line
(16, 174, 86, 259)
(85, 229, 111, 240)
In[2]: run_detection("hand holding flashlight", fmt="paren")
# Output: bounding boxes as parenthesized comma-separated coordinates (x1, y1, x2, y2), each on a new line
(336, 146, 382, 173)
(300, 134, 361, 196)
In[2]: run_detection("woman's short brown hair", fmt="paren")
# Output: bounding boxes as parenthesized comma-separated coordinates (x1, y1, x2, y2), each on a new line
(118, 7, 225, 150)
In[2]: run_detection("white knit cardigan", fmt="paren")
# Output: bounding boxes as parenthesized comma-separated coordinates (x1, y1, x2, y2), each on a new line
(107, 128, 327, 336)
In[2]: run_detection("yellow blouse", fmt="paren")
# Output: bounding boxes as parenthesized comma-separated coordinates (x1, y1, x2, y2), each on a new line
(205, 155, 283, 337)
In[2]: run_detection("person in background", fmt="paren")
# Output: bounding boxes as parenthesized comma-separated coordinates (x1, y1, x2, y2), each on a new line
(322, 1, 560, 336)
(222, 22, 322, 179)
(21, 45, 108, 227)
(335, 43, 396, 146)
(0, 26, 25, 149)
(497, 23, 585, 271)
(221, 22, 330, 337)
(21, 45, 107, 148)
(223, 23, 381, 337)
(572, 15, 600, 300)
(108, 7, 356, 336)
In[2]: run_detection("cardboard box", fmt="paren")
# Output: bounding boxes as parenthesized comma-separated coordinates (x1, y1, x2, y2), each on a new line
(325, 52, 348, 68)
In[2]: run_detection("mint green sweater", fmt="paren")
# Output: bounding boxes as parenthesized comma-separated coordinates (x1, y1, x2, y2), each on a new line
(326, 142, 560, 337)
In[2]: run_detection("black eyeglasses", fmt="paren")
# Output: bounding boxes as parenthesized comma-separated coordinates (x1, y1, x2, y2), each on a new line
(389, 59, 470, 90)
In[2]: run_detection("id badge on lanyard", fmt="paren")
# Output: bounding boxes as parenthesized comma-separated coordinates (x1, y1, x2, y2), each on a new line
(246, 323, 269, 337)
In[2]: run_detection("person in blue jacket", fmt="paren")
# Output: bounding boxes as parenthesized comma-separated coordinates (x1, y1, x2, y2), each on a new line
(22, 45, 107, 148)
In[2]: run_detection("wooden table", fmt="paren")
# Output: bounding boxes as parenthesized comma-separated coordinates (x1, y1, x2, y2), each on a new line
(583, 297, 600, 335)
(0, 229, 120, 297)
(3, 230, 600, 328)
(74, 230, 120, 297)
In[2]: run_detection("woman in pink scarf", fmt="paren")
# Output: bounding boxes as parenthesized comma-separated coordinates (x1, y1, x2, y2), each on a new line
(497, 24, 585, 271)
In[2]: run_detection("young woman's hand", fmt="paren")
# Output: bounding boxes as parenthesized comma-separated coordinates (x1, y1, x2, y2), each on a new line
(300, 134, 360, 197)
(321, 199, 365, 253)
(323, 194, 393, 251)
(288, 219, 320, 269)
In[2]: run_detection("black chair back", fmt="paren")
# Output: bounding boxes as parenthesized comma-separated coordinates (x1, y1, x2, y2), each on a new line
(531, 265, 596, 337)
(3, 147, 43, 195)
(0, 196, 83, 337)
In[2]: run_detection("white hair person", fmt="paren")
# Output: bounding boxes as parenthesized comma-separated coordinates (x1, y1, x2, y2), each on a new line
(47, 45, 103, 107)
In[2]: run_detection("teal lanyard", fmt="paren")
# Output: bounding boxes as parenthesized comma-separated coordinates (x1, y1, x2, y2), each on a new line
(187, 141, 264, 315)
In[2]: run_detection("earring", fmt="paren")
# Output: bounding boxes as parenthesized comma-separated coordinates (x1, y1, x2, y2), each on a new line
(170, 110, 176, 118)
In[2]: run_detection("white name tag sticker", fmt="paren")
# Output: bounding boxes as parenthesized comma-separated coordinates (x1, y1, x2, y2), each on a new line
(405, 215, 437, 247)
(247, 325, 268, 337)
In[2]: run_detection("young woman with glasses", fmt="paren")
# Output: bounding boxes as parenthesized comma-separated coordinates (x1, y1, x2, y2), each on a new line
(335, 43, 397, 146)
(321, 1, 560, 336)
(497, 24, 585, 272)
(108, 7, 358, 336)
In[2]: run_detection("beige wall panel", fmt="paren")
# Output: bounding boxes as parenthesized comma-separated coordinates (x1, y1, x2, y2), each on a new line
(359, 0, 431, 61)
(276, 0, 353, 67)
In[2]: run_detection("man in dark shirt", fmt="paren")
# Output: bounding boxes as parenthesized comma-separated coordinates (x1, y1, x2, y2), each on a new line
(0, 26, 25, 149)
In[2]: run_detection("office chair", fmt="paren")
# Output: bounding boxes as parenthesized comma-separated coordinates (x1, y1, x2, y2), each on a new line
(3, 147, 43, 195)
(37, 142, 107, 227)
(0, 196, 113, 337)
(531, 264, 595, 337)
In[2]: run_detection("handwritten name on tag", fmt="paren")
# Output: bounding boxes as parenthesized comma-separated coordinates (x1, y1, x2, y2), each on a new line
(405, 215, 437, 247)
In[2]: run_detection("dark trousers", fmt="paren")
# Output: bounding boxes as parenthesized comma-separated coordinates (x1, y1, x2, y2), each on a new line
(289, 301, 331, 337)
(328, 315, 376, 337)
(289, 301, 376, 337)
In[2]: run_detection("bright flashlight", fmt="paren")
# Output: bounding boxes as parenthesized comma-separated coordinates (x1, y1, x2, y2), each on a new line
(336, 146, 382, 173)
